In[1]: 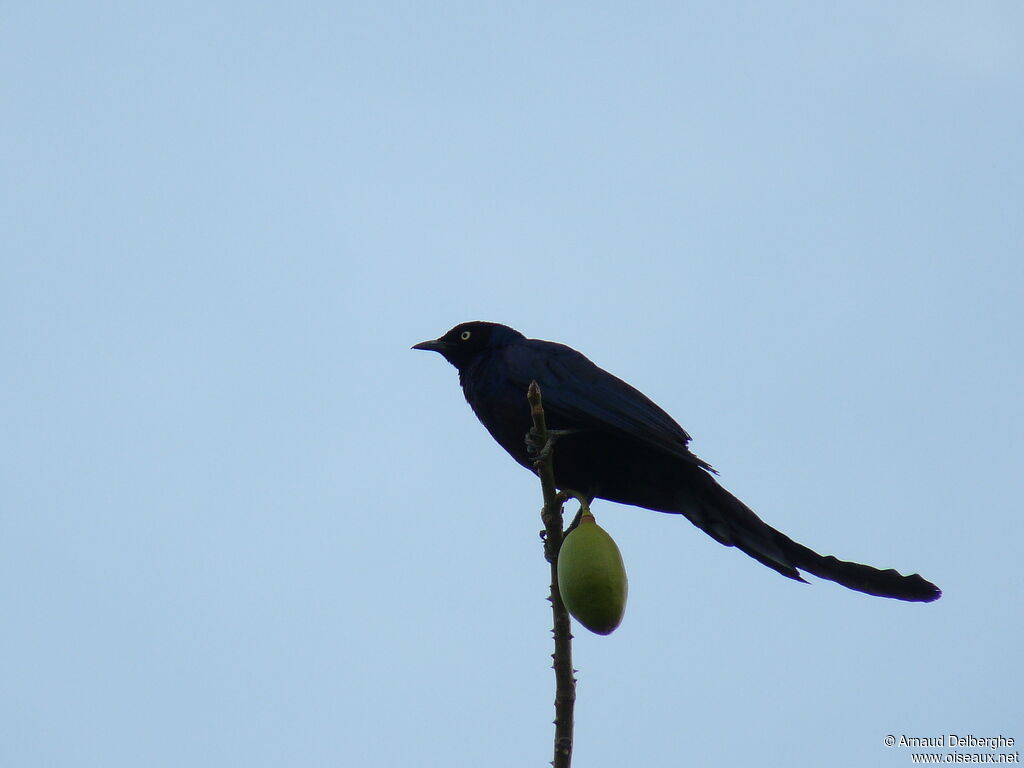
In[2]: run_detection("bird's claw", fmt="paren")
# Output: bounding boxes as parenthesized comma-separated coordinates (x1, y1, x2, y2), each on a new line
(526, 427, 578, 464)
(525, 426, 545, 458)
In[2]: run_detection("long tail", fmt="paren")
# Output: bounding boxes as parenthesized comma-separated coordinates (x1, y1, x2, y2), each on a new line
(675, 474, 941, 602)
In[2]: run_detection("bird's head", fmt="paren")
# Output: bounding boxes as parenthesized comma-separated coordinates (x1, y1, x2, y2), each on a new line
(413, 321, 521, 370)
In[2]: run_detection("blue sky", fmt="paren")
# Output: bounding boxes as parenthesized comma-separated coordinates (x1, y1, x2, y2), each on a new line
(3, 3, 1021, 766)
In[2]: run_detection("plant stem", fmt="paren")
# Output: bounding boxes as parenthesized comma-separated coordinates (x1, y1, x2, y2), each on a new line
(528, 380, 575, 768)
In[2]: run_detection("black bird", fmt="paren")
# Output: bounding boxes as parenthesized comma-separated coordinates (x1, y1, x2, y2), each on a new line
(414, 321, 940, 602)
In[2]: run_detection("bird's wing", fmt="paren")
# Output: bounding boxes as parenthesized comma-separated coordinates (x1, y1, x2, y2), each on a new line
(509, 341, 713, 470)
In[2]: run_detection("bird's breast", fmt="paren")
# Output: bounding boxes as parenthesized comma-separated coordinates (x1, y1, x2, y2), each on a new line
(462, 371, 535, 468)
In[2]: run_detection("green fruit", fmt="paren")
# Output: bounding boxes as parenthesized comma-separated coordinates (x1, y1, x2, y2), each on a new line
(557, 513, 628, 635)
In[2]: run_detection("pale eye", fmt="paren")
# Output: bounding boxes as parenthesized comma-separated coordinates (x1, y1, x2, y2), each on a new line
(460, 330, 472, 341)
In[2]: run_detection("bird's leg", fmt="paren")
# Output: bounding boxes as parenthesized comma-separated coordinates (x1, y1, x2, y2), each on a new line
(562, 491, 593, 536)
(526, 427, 581, 464)
(563, 507, 585, 535)
(539, 491, 592, 541)
(538, 491, 573, 543)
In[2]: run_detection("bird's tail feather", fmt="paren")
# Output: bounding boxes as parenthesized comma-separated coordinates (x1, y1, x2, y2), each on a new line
(779, 536, 941, 602)
(677, 480, 941, 603)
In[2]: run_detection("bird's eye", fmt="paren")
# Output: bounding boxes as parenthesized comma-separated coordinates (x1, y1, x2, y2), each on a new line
(460, 330, 472, 341)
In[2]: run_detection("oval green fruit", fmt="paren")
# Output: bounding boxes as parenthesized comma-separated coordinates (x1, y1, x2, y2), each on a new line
(557, 514, 628, 635)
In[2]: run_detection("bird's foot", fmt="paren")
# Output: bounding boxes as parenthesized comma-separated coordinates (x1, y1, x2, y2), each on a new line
(525, 427, 580, 464)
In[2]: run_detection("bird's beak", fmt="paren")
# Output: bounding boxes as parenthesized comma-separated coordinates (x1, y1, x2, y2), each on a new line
(412, 338, 448, 353)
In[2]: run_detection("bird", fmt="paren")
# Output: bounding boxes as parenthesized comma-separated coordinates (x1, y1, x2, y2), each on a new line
(413, 321, 940, 603)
